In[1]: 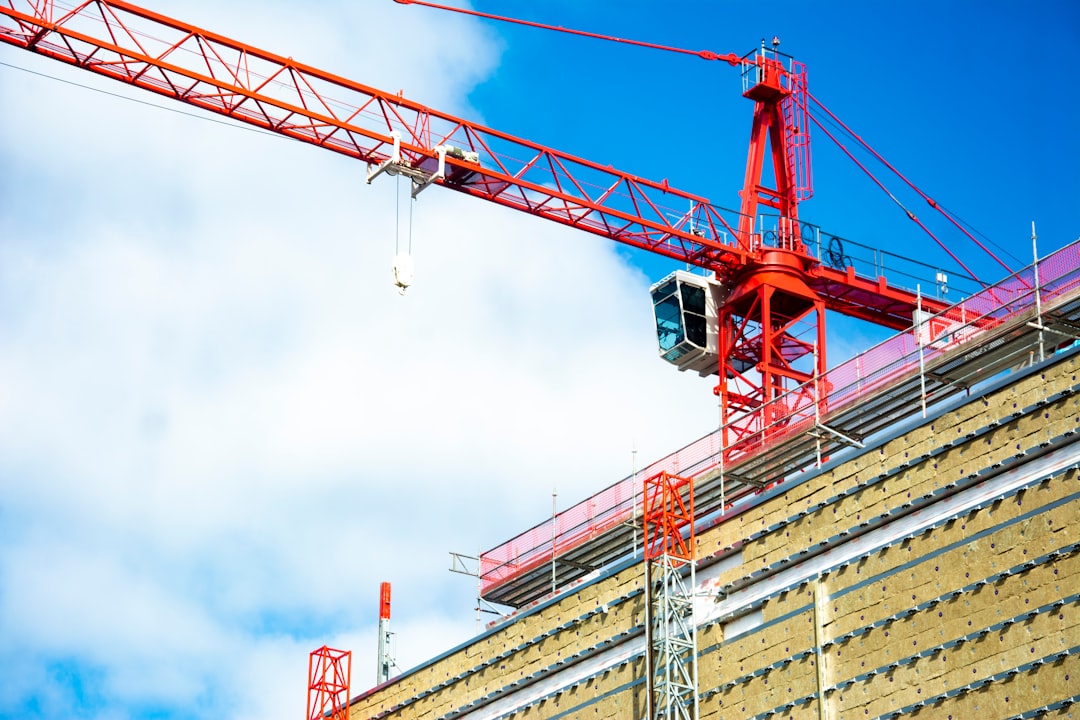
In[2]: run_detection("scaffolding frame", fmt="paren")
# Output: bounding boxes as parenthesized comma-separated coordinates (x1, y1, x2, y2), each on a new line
(643, 471, 698, 720)
(307, 646, 351, 720)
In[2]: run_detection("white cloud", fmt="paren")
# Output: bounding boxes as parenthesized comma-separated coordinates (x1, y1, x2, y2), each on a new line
(0, 1, 715, 717)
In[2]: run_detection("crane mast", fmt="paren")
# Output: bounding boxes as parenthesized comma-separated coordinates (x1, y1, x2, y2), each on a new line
(0, 0, 949, 459)
(722, 41, 821, 447)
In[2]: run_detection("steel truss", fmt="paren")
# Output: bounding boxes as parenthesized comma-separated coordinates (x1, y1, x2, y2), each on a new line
(644, 471, 698, 720)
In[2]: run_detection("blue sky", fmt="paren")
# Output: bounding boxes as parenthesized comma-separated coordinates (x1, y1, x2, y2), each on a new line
(0, 1, 1077, 719)
(463, 0, 1079, 285)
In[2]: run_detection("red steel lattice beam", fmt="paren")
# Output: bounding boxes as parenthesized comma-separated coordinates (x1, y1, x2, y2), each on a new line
(307, 646, 351, 720)
(643, 471, 695, 562)
(0, 0, 749, 271)
(0, 0, 945, 323)
(0, 0, 957, 468)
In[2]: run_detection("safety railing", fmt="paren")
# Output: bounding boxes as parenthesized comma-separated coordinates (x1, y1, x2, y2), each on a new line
(479, 240, 1080, 598)
(759, 215, 986, 301)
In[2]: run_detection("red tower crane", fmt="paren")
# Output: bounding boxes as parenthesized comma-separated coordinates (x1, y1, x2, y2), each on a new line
(1, 3, 1006, 717)
(0, 1, 949, 454)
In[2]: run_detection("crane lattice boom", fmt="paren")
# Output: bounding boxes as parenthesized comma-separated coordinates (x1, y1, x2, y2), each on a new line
(0, 0, 951, 451)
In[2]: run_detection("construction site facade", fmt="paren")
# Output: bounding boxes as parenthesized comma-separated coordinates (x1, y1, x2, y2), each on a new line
(349, 242, 1080, 720)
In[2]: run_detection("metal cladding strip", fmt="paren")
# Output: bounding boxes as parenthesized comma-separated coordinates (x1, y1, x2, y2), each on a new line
(462, 438, 1077, 718)
(1005, 697, 1080, 720)
(697, 438, 1080, 625)
(866, 645, 1080, 720)
(749, 694, 818, 719)
(359, 584, 652, 717)
(392, 599, 624, 709)
(687, 382, 1074, 603)
(458, 635, 645, 720)
(712, 382, 1079, 588)
(434, 629, 646, 720)
(824, 542, 1080, 649)
(702, 651, 815, 697)
(825, 497, 1080, 605)
(836, 593, 1080, 691)
(457, 446, 1079, 720)
(538, 675, 647, 720)
(749, 647, 1079, 720)
(746, 601, 1079, 719)
(509, 615, 1053, 720)
(703, 555, 1079, 698)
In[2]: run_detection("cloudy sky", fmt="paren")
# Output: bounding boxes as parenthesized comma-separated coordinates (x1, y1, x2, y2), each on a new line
(1, 1, 1077, 718)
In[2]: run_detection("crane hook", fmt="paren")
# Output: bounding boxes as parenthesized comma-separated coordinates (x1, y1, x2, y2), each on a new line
(392, 253, 414, 296)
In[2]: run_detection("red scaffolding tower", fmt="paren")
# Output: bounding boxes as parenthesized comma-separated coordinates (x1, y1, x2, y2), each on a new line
(307, 646, 351, 720)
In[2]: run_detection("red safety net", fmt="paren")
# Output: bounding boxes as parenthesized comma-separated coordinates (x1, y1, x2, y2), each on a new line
(479, 242, 1080, 598)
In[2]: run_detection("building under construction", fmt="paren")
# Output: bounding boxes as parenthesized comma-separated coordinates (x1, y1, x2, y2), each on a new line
(2, 3, 1077, 719)
(343, 245, 1079, 719)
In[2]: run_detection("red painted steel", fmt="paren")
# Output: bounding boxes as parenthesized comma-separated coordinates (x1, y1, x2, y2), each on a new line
(643, 472, 694, 562)
(0, 2, 943, 319)
(379, 582, 391, 621)
(0, 1, 955, 467)
(307, 646, 351, 720)
(718, 49, 827, 450)
(0, 0, 747, 270)
(737, 53, 800, 241)
(717, 268, 827, 449)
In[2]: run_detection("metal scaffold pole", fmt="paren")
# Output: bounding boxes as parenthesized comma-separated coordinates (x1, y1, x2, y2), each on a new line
(1033, 222, 1045, 363)
(916, 286, 928, 418)
(551, 487, 558, 596)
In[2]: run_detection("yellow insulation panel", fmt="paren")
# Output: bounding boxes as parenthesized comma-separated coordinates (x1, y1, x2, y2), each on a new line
(351, 355, 1079, 720)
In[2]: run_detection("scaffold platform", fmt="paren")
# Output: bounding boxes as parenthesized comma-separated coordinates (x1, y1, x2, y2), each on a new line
(480, 241, 1080, 608)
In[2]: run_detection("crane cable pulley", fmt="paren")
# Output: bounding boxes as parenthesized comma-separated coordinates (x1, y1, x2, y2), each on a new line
(391, 173, 416, 296)
(367, 130, 449, 294)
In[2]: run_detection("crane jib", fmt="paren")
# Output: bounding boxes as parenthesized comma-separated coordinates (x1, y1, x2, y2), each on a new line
(0, 0, 972, 455)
